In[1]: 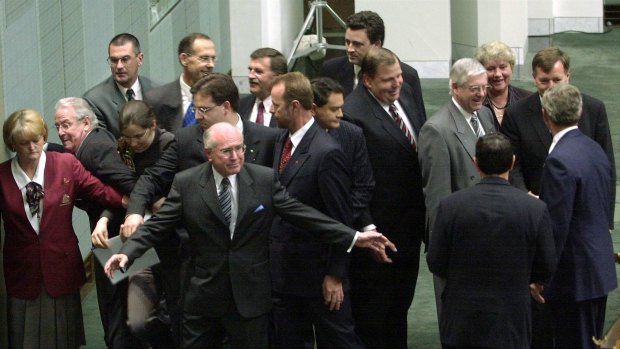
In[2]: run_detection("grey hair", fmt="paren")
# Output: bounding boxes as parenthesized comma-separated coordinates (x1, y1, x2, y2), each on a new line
(202, 122, 244, 150)
(449, 58, 487, 95)
(541, 83, 582, 126)
(55, 97, 99, 128)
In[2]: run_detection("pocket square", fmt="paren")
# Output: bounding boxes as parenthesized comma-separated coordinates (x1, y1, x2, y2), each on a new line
(253, 205, 265, 213)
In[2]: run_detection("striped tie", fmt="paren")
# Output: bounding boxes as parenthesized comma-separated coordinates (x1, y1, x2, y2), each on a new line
(470, 113, 482, 137)
(389, 104, 416, 148)
(218, 177, 231, 226)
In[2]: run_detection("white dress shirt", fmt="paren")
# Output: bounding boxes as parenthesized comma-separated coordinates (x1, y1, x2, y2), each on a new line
(549, 125, 578, 154)
(180, 75, 193, 114)
(249, 96, 274, 127)
(116, 78, 143, 101)
(212, 167, 238, 238)
(11, 151, 47, 234)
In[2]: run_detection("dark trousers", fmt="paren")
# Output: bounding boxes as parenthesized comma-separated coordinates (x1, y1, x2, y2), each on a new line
(349, 243, 420, 349)
(271, 292, 364, 349)
(548, 296, 607, 349)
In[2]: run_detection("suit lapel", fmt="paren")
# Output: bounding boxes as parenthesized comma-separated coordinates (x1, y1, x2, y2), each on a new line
(199, 165, 228, 227)
(278, 123, 317, 186)
(232, 167, 260, 243)
(398, 93, 423, 136)
(109, 78, 126, 115)
(364, 88, 415, 155)
(478, 108, 495, 133)
(449, 102, 477, 161)
(527, 93, 553, 149)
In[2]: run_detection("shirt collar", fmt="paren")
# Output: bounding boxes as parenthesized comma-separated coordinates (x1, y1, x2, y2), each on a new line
(211, 164, 237, 190)
(116, 78, 141, 101)
(12, 151, 46, 190)
(288, 118, 315, 150)
(452, 97, 477, 120)
(180, 75, 192, 103)
(549, 126, 578, 154)
(256, 95, 273, 112)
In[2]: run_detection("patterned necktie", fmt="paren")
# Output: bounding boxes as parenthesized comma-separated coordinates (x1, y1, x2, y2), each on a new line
(389, 104, 416, 148)
(218, 177, 231, 226)
(279, 138, 293, 173)
(470, 113, 482, 137)
(183, 100, 196, 127)
(256, 102, 265, 125)
(126, 88, 135, 101)
(26, 182, 44, 218)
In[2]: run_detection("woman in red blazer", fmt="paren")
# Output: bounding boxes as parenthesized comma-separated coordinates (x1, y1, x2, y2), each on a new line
(1, 109, 125, 349)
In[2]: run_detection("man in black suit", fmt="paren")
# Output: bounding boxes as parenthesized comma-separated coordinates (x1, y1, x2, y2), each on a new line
(427, 133, 556, 348)
(54, 97, 137, 349)
(105, 122, 395, 349)
(319, 11, 425, 120)
(238, 48, 287, 128)
(269, 72, 364, 348)
(144, 33, 216, 132)
(342, 47, 426, 349)
(311, 77, 374, 230)
(83, 33, 159, 138)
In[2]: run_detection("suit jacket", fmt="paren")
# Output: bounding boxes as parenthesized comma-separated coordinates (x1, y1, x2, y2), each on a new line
(0, 152, 122, 299)
(418, 101, 495, 240)
(328, 120, 375, 229)
(270, 121, 353, 296)
(127, 120, 280, 216)
(119, 163, 357, 318)
(501, 91, 615, 228)
(239, 94, 277, 127)
(539, 129, 617, 302)
(144, 80, 184, 133)
(343, 83, 426, 258)
(320, 56, 426, 120)
(83, 76, 159, 138)
(427, 177, 556, 348)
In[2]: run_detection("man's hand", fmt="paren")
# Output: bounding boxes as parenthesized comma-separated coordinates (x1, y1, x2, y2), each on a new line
(355, 231, 397, 263)
(104, 254, 129, 278)
(121, 214, 144, 242)
(530, 283, 545, 303)
(151, 197, 166, 213)
(92, 217, 110, 249)
(121, 195, 130, 208)
(322, 275, 344, 311)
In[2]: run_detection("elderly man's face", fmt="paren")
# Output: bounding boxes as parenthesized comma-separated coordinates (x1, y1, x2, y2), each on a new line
(54, 106, 91, 153)
(452, 73, 488, 114)
(363, 62, 403, 105)
(108, 42, 143, 88)
(205, 125, 245, 177)
(533, 60, 570, 96)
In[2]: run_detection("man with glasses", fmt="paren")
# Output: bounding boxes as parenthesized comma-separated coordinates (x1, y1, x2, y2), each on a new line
(145, 33, 217, 133)
(84, 33, 160, 139)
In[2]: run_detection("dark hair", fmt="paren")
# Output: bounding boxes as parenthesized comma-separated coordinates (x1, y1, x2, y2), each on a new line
(361, 47, 398, 79)
(273, 72, 314, 110)
(346, 11, 385, 45)
(178, 32, 212, 56)
(191, 73, 239, 112)
(311, 77, 344, 107)
(250, 47, 288, 75)
(532, 47, 570, 75)
(109, 33, 141, 55)
(475, 133, 513, 175)
(119, 100, 156, 131)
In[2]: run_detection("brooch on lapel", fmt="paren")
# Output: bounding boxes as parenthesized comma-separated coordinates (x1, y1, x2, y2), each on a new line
(63, 178, 70, 184)
(60, 194, 71, 206)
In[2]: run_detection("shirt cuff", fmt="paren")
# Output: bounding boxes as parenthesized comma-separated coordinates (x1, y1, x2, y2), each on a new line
(361, 224, 376, 232)
(347, 231, 360, 253)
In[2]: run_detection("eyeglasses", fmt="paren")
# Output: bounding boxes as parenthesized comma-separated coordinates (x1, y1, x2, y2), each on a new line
(122, 129, 150, 140)
(107, 55, 136, 66)
(185, 53, 217, 63)
(218, 144, 246, 157)
(465, 84, 492, 92)
(191, 105, 220, 115)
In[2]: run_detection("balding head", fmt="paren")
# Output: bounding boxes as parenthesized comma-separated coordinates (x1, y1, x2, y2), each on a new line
(203, 122, 245, 177)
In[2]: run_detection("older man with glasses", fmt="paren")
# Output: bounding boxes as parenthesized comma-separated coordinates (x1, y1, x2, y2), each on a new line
(83, 33, 160, 139)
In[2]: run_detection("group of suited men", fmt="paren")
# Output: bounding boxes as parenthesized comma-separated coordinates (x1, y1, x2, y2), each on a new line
(53, 8, 615, 349)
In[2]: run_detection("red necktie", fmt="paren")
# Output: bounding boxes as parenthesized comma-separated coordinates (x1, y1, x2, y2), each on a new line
(389, 104, 416, 149)
(279, 138, 292, 173)
(256, 102, 265, 125)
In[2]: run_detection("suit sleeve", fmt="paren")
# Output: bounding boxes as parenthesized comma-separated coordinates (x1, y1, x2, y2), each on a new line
(591, 101, 615, 229)
(426, 200, 450, 278)
(72, 156, 123, 208)
(501, 108, 527, 191)
(81, 141, 135, 195)
(530, 207, 557, 285)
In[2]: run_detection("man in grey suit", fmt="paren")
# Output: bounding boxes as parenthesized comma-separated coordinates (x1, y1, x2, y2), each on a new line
(83, 33, 159, 138)
(418, 58, 495, 321)
(104, 122, 395, 349)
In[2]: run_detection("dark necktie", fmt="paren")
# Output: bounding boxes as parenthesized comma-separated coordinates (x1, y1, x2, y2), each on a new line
(218, 177, 231, 226)
(470, 113, 482, 137)
(256, 102, 265, 125)
(389, 104, 416, 148)
(279, 138, 293, 173)
(26, 182, 44, 218)
(126, 88, 135, 101)
(183, 100, 196, 127)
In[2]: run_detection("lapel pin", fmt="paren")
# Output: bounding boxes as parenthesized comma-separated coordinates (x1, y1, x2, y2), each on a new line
(61, 194, 71, 205)
(63, 178, 70, 184)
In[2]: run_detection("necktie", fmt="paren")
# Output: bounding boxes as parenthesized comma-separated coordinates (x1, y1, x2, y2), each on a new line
(279, 138, 293, 173)
(126, 88, 135, 101)
(218, 177, 231, 226)
(256, 102, 265, 125)
(389, 104, 416, 148)
(26, 182, 44, 218)
(183, 100, 196, 127)
(470, 113, 482, 137)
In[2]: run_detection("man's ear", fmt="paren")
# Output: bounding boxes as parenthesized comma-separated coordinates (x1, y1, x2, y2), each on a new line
(204, 148, 212, 162)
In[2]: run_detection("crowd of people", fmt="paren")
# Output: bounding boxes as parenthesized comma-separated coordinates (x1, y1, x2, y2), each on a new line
(0, 9, 616, 349)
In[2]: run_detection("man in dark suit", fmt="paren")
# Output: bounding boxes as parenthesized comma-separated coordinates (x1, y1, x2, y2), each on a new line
(144, 33, 216, 132)
(319, 11, 425, 120)
(311, 77, 374, 230)
(427, 133, 556, 348)
(501, 47, 615, 227)
(54, 97, 138, 349)
(83, 33, 159, 138)
(342, 47, 426, 349)
(104, 122, 395, 349)
(238, 48, 287, 128)
(532, 83, 617, 349)
(268, 72, 364, 348)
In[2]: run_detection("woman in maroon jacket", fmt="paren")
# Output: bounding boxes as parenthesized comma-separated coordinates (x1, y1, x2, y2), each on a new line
(0, 109, 125, 349)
